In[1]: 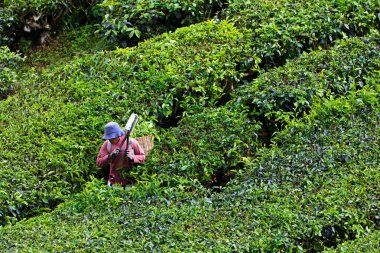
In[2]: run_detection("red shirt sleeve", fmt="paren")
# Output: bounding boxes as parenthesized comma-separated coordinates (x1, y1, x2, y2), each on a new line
(96, 141, 110, 167)
(132, 139, 146, 164)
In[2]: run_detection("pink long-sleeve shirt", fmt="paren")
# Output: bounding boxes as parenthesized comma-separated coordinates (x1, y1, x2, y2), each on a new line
(96, 136, 145, 186)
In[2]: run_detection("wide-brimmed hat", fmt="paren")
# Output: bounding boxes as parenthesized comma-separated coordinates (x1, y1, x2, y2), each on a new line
(102, 122, 125, 140)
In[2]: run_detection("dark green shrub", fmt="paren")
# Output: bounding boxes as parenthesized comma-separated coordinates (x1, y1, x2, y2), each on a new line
(222, 0, 380, 68)
(96, 0, 223, 46)
(0, 7, 17, 46)
(231, 32, 380, 137)
(225, 83, 380, 250)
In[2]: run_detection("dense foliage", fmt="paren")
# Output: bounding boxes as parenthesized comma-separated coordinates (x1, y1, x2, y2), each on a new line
(148, 106, 261, 186)
(232, 33, 380, 135)
(96, 0, 223, 46)
(0, 7, 17, 46)
(222, 0, 380, 68)
(1, 83, 379, 251)
(1, 0, 380, 251)
(0, 20, 252, 224)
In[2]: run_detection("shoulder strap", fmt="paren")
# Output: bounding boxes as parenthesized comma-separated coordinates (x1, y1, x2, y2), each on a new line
(130, 139, 134, 151)
(106, 140, 112, 153)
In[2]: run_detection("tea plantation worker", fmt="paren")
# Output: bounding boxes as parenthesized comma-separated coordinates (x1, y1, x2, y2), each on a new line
(96, 122, 145, 187)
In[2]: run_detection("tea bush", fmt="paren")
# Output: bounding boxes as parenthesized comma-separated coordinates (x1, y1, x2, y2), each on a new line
(231, 31, 380, 137)
(96, 0, 223, 46)
(222, 83, 380, 251)
(53, 20, 252, 122)
(222, 0, 380, 68)
(139, 106, 261, 185)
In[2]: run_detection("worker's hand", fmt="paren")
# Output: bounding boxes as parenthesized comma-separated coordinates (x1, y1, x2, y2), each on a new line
(124, 149, 133, 161)
(110, 148, 121, 159)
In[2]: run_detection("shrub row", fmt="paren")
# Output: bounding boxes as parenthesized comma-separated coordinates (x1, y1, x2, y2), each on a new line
(227, 81, 380, 251)
(0, 83, 379, 251)
(96, 0, 380, 53)
(38, 20, 252, 122)
(231, 31, 380, 137)
(1, 0, 379, 249)
(222, 0, 380, 68)
(96, 0, 223, 46)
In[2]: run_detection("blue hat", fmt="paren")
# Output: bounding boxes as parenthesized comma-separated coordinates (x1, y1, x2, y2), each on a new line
(102, 122, 125, 140)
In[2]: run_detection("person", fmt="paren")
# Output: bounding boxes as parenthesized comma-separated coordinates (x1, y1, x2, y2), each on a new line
(96, 122, 145, 187)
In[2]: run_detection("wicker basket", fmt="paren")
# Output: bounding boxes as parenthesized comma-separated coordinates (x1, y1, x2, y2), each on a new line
(135, 135, 154, 156)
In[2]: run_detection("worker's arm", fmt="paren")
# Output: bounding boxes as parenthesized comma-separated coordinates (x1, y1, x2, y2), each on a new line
(96, 141, 111, 168)
(131, 139, 146, 164)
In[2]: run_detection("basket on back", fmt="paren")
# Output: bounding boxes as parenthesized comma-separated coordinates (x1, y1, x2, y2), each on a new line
(135, 135, 154, 156)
